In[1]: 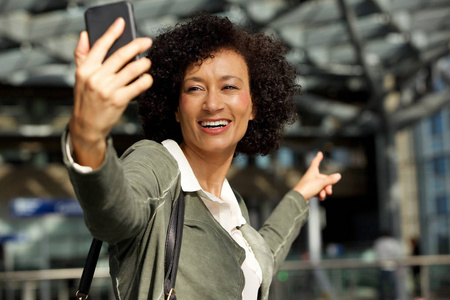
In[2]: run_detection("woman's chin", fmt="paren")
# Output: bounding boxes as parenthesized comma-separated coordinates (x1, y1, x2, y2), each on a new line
(195, 138, 238, 156)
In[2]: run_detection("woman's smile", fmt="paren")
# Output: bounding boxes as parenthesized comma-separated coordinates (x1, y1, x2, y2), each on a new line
(199, 119, 231, 133)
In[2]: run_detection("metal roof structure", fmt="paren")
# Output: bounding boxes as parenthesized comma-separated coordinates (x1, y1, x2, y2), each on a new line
(0, 0, 449, 152)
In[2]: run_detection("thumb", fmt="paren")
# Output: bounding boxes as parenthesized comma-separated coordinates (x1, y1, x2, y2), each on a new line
(74, 31, 90, 67)
(325, 173, 342, 185)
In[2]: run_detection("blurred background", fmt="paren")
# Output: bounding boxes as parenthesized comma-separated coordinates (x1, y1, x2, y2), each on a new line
(0, 0, 449, 299)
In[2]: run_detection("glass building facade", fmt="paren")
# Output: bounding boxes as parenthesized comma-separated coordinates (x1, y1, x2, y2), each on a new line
(415, 56, 450, 255)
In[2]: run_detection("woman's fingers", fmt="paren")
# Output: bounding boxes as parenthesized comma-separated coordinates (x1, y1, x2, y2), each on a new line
(325, 185, 333, 195)
(96, 38, 152, 88)
(75, 16, 152, 94)
(294, 157, 342, 201)
(114, 73, 153, 106)
(101, 37, 152, 75)
(309, 151, 324, 169)
(74, 18, 126, 90)
(70, 19, 153, 169)
(93, 57, 153, 106)
(75, 30, 152, 105)
(74, 31, 90, 67)
(318, 174, 340, 199)
(319, 190, 327, 200)
(317, 185, 333, 201)
(106, 57, 150, 89)
(83, 17, 126, 68)
(80, 37, 152, 97)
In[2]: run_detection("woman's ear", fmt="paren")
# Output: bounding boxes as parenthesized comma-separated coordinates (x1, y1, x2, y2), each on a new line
(175, 108, 180, 122)
(250, 109, 256, 121)
(249, 99, 256, 121)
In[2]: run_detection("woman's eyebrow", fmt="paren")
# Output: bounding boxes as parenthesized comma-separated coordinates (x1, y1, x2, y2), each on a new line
(221, 75, 244, 83)
(183, 75, 244, 84)
(183, 76, 203, 84)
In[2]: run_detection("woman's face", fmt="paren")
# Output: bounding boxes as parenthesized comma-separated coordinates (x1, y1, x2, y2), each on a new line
(176, 49, 255, 156)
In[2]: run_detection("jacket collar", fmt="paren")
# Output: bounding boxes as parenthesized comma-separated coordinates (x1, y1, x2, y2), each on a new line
(162, 139, 246, 225)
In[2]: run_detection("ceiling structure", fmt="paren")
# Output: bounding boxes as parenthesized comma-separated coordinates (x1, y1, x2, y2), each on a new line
(0, 0, 449, 155)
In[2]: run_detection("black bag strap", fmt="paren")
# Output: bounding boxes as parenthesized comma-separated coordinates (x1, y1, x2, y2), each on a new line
(164, 191, 185, 300)
(76, 238, 103, 300)
(76, 191, 185, 300)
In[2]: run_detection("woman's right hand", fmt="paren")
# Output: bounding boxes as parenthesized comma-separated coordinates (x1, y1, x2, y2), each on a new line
(69, 17, 153, 169)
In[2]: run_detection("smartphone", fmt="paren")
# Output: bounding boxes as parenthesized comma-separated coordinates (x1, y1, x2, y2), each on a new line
(84, 1, 138, 62)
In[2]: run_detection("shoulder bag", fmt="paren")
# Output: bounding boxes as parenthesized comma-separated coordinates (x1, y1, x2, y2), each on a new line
(76, 191, 185, 300)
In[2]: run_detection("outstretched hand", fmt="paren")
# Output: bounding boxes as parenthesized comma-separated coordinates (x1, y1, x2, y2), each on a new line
(293, 151, 341, 201)
(69, 17, 153, 169)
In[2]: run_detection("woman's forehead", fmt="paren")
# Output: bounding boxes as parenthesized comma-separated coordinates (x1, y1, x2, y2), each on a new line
(183, 49, 249, 80)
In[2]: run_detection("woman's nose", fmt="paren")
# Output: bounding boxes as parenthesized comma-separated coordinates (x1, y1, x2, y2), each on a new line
(202, 90, 224, 112)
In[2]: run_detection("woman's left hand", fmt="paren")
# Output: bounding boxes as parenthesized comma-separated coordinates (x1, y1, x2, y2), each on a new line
(293, 151, 341, 201)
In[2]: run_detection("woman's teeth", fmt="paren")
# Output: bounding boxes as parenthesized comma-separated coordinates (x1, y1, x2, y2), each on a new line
(200, 120, 230, 128)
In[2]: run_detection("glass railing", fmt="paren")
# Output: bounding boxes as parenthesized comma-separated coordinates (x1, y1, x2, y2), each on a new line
(270, 255, 450, 300)
(1, 255, 450, 300)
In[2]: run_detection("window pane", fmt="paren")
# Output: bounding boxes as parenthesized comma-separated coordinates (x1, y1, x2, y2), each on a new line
(430, 112, 443, 135)
(433, 156, 446, 176)
(436, 195, 448, 214)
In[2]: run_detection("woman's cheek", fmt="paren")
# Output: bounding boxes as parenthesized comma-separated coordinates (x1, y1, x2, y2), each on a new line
(238, 93, 254, 117)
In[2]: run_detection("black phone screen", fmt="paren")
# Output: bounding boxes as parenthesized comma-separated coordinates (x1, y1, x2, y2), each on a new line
(84, 1, 138, 61)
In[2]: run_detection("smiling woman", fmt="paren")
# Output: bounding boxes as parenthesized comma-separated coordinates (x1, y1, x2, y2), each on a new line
(63, 12, 341, 300)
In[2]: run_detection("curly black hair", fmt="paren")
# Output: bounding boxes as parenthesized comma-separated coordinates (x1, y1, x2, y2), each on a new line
(139, 13, 300, 156)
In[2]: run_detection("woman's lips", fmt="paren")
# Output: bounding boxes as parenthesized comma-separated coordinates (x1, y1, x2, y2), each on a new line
(198, 119, 231, 134)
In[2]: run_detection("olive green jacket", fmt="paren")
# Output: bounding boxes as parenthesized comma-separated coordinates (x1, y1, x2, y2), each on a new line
(62, 132, 309, 300)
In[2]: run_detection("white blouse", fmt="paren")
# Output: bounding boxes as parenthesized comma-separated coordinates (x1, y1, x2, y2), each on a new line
(162, 140, 263, 300)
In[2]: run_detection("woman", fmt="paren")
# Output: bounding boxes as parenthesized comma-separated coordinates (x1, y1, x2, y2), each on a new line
(64, 14, 341, 299)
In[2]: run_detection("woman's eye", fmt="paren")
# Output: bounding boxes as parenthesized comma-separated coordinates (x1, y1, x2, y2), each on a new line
(187, 86, 202, 92)
(223, 85, 237, 90)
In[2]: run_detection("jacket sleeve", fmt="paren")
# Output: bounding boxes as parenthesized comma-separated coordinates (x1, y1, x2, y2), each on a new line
(258, 190, 309, 274)
(61, 129, 180, 244)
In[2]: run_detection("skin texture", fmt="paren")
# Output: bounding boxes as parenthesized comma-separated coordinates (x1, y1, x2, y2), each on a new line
(69, 16, 341, 201)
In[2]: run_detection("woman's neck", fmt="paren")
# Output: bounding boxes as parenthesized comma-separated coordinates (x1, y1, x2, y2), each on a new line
(180, 142, 234, 198)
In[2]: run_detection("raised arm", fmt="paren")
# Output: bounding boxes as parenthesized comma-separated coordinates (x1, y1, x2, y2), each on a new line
(259, 151, 342, 272)
(69, 17, 153, 169)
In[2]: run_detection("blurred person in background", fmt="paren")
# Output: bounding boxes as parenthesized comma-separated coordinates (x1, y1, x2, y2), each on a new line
(374, 231, 402, 300)
(63, 13, 341, 299)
